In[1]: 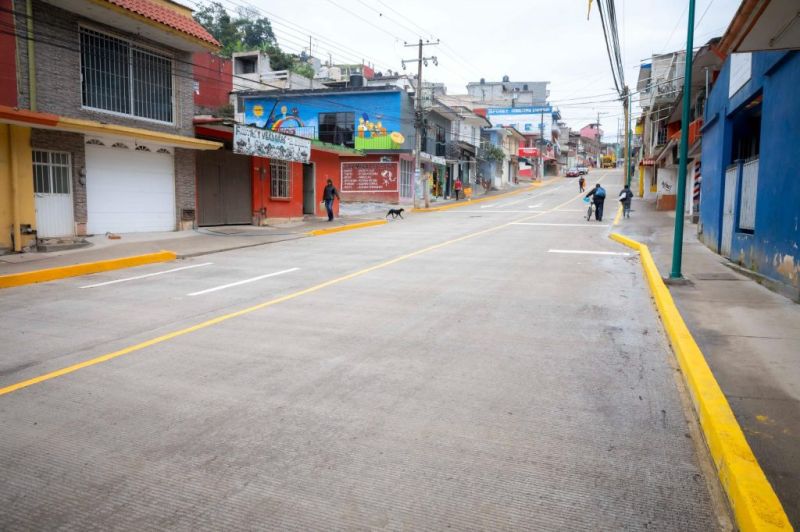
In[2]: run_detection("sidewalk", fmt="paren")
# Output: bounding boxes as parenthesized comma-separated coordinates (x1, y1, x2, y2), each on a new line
(0, 214, 382, 276)
(616, 197, 800, 527)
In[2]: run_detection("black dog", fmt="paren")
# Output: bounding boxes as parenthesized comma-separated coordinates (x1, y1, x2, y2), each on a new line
(386, 208, 405, 219)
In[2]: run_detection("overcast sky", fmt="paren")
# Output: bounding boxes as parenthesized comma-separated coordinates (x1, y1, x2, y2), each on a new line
(229, 0, 741, 141)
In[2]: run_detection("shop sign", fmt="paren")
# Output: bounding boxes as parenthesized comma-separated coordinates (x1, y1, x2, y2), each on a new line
(233, 124, 311, 163)
(341, 162, 399, 192)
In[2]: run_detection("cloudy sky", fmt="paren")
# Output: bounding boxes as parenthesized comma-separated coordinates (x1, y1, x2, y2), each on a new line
(209, 0, 742, 141)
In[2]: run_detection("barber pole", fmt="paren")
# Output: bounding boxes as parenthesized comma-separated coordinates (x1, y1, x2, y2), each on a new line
(692, 161, 701, 213)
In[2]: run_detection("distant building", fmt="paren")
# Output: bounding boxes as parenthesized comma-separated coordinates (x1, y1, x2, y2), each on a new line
(466, 76, 549, 107)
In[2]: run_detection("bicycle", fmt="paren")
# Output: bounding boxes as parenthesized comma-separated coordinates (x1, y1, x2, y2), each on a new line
(584, 198, 595, 221)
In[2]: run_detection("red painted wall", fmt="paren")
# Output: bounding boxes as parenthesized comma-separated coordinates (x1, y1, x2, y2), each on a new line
(339, 154, 400, 203)
(251, 148, 343, 221)
(193, 52, 232, 111)
(311, 150, 343, 217)
(0, 0, 17, 107)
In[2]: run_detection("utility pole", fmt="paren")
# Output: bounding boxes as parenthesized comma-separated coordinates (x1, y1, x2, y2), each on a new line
(539, 109, 545, 181)
(403, 40, 439, 208)
(670, 0, 696, 279)
(623, 86, 631, 187)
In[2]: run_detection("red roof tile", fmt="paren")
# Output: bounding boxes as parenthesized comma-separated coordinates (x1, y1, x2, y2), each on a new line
(104, 0, 220, 48)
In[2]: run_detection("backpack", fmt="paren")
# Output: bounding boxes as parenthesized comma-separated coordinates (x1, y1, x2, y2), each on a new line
(595, 187, 606, 198)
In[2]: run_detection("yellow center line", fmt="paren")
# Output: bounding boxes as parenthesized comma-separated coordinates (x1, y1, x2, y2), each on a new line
(0, 189, 588, 398)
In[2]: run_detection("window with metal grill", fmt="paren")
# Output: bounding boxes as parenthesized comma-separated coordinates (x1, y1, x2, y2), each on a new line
(80, 28, 173, 123)
(318, 112, 354, 147)
(270, 160, 291, 199)
(33, 151, 71, 195)
(435, 124, 446, 157)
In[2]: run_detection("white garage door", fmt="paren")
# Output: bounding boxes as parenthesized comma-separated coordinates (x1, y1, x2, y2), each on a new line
(86, 141, 176, 234)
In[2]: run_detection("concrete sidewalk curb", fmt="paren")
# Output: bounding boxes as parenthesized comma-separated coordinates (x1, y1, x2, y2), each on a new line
(0, 251, 177, 289)
(412, 178, 561, 213)
(307, 219, 387, 236)
(610, 232, 792, 532)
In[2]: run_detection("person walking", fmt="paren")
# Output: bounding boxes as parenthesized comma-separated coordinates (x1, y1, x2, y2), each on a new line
(618, 184, 634, 218)
(322, 179, 340, 222)
(578, 175, 586, 192)
(454, 178, 463, 200)
(585, 183, 606, 221)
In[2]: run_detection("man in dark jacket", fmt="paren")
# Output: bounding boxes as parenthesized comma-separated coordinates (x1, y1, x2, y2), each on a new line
(585, 183, 606, 221)
(618, 185, 633, 218)
(322, 179, 340, 222)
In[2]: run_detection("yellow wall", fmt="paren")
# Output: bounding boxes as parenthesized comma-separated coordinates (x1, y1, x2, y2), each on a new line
(0, 125, 36, 251)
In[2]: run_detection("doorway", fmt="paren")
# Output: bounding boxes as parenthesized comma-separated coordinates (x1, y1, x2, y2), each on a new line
(196, 150, 251, 226)
(302, 163, 316, 215)
(33, 150, 74, 237)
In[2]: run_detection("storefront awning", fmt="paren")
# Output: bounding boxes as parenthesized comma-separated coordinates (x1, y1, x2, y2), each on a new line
(0, 106, 222, 150)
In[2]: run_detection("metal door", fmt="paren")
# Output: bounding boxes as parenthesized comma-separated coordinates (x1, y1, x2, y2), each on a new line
(302, 163, 315, 215)
(197, 151, 252, 226)
(220, 152, 251, 224)
(33, 150, 74, 237)
(720, 163, 738, 258)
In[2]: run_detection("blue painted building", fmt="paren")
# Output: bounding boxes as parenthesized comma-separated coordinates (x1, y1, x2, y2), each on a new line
(240, 86, 416, 153)
(699, 50, 800, 294)
(237, 86, 418, 203)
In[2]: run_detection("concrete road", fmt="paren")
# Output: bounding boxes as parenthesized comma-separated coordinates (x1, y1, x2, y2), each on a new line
(0, 169, 727, 530)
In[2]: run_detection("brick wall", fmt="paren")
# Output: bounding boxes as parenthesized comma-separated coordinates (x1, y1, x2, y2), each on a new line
(17, 0, 194, 137)
(174, 148, 196, 229)
(30, 129, 88, 234)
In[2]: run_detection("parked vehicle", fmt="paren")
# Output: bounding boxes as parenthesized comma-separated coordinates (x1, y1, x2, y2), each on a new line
(577, 165, 589, 175)
(566, 167, 580, 177)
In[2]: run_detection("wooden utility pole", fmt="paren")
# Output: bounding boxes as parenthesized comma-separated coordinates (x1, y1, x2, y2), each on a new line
(403, 40, 438, 208)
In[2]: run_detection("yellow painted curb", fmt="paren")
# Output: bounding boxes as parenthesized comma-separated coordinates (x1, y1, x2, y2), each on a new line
(613, 203, 623, 226)
(307, 219, 387, 236)
(413, 178, 561, 213)
(0, 251, 177, 289)
(610, 232, 792, 532)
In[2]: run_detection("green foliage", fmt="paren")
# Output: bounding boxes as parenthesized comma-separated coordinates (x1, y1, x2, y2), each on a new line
(481, 144, 505, 162)
(194, 2, 315, 80)
(290, 62, 315, 80)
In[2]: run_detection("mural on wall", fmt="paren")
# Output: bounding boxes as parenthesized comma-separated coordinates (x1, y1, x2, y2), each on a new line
(244, 93, 408, 150)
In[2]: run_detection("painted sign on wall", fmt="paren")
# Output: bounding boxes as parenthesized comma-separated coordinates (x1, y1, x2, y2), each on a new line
(243, 92, 409, 150)
(233, 124, 311, 163)
(341, 162, 399, 192)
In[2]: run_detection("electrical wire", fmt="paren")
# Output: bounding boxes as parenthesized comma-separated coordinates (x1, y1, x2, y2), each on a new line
(2, 4, 637, 144)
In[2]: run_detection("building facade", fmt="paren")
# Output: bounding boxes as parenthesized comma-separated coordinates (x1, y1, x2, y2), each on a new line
(699, 49, 800, 296)
(0, 0, 222, 252)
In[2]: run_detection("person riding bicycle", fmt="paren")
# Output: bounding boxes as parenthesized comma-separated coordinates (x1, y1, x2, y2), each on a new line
(585, 183, 606, 221)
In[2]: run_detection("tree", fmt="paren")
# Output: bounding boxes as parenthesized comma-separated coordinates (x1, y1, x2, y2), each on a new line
(194, 1, 312, 82)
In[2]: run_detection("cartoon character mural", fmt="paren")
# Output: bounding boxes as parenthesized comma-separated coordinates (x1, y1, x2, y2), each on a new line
(243, 93, 408, 150)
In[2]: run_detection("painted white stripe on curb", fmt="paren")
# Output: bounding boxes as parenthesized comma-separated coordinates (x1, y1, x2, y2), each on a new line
(548, 249, 631, 256)
(187, 268, 299, 296)
(81, 263, 213, 288)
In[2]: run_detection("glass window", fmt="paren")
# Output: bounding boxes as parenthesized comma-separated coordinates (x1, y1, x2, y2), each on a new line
(81, 27, 173, 122)
(32, 151, 71, 195)
(270, 160, 291, 199)
(319, 112, 354, 147)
